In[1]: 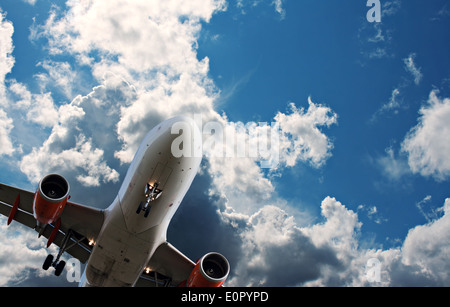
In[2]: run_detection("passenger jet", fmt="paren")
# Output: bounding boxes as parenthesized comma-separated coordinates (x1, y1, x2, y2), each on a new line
(0, 116, 230, 287)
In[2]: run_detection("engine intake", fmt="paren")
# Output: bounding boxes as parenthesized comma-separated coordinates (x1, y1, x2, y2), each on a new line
(39, 174, 70, 201)
(187, 252, 230, 287)
(33, 174, 70, 225)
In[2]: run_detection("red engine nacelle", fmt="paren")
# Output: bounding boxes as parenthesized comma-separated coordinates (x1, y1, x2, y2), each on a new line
(186, 252, 230, 287)
(33, 174, 70, 225)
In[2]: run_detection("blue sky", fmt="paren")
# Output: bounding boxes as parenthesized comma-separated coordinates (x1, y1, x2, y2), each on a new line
(0, 0, 449, 286)
(198, 1, 450, 242)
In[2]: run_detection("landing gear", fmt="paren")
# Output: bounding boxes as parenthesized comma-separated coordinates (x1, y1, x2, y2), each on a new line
(42, 253, 66, 277)
(136, 182, 162, 218)
(42, 229, 84, 277)
(42, 254, 54, 271)
(136, 201, 152, 217)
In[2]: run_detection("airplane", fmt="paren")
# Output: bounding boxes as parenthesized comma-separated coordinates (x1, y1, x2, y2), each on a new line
(0, 116, 230, 287)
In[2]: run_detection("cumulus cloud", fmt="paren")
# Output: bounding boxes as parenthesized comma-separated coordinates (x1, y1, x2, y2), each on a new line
(0, 217, 59, 286)
(219, 196, 450, 286)
(202, 96, 337, 214)
(304, 197, 361, 251)
(0, 109, 15, 156)
(275, 98, 338, 168)
(0, 11, 15, 156)
(7, 79, 61, 128)
(402, 90, 450, 181)
(35, 60, 78, 100)
(0, 10, 14, 98)
(207, 156, 275, 214)
(20, 134, 120, 187)
(19, 74, 134, 187)
(401, 198, 450, 284)
(30, 0, 225, 165)
(39, 0, 226, 79)
(222, 204, 341, 286)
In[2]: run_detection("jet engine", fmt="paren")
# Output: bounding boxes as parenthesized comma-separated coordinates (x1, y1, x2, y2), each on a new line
(186, 252, 230, 287)
(33, 174, 70, 225)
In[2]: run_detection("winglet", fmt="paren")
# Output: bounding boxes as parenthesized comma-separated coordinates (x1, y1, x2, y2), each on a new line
(7, 193, 20, 226)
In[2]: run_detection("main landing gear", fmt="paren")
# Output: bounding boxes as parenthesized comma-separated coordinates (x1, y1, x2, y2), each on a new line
(43, 254, 65, 276)
(42, 229, 85, 276)
(136, 182, 162, 218)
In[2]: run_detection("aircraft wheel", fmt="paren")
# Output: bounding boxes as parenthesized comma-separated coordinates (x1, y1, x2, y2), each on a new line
(144, 205, 151, 218)
(55, 260, 66, 277)
(43, 254, 53, 271)
(136, 201, 145, 214)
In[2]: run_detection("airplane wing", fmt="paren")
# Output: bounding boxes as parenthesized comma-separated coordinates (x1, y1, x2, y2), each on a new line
(0, 183, 105, 263)
(0, 183, 194, 286)
(136, 242, 195, 287)
(1, 183, 219, 287)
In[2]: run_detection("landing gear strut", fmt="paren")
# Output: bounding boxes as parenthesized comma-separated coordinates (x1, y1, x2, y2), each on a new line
(136, 182, 162, 218)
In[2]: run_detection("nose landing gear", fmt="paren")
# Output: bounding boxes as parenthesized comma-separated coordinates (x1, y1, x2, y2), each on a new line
(136, 182, 162, 218)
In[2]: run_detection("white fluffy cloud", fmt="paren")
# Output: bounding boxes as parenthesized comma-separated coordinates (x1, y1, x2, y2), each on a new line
(222, 204, 341, 286)
(0, 109, 14, 156)
(275, 98, 338, 168)
(39, 0, 226, 79)
(205, 96, 337, 214)
(21, 0, 338, 191)
(401, 198, 450, 284)
(31, 0, 225, 166)
(0, 10, 14, 97)
(221, 196, 450, 286)
(35, 60, 78, 100)
(0, 217, 59, 286)
(19, 74, 134, 186)
(402, 90, 450, 181)
(0, 11, 15, 156)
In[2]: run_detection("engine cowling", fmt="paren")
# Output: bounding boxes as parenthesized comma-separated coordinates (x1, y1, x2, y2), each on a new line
(186, 252, 230, 287)
(33, 174, 70, 225)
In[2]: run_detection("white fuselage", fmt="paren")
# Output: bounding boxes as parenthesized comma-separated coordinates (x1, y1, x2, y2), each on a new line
(79, 116, 202, 287)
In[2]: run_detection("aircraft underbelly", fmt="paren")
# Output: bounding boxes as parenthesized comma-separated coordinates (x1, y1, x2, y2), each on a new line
(85, 216, 160, 287)
(85, 151, 199, 286)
